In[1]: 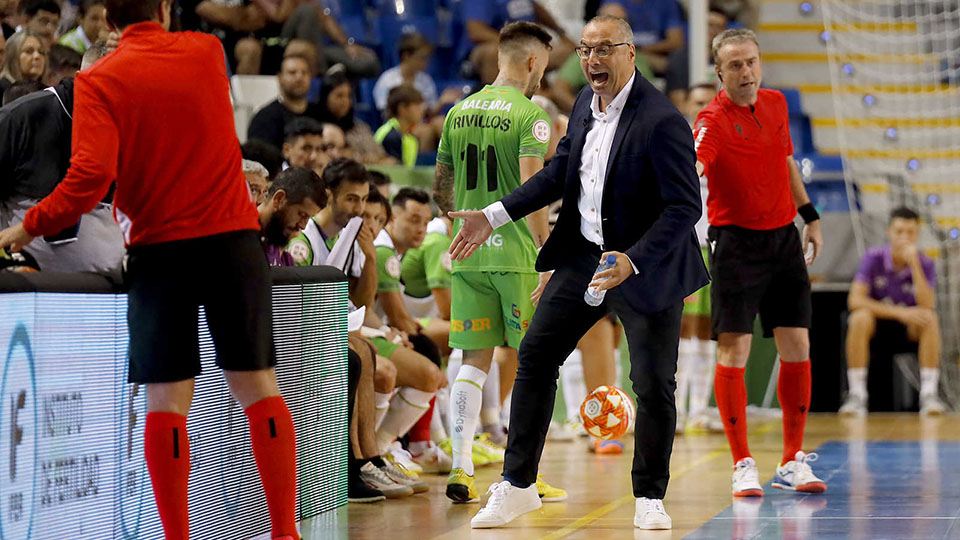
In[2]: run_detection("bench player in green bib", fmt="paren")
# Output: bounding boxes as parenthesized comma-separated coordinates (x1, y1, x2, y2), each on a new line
(433, 21, 566, 505)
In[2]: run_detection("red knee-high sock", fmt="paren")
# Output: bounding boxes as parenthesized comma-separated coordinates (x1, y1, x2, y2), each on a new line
(714, 365, 751, 464)
(145, 412, 190, 540)
(778, 359, 811, 464)
(246, 396, 298, 539)
(409, 396, 435, 442)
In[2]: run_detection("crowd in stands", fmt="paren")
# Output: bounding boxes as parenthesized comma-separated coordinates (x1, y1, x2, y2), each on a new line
(15, 0, 941, 510)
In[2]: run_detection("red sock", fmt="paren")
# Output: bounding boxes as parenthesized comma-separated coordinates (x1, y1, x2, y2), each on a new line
(144, 412, 190, 540)
(778, 359, 811, 464)
(246, 396, 298, 539)
(409, 396, 435, 443)
(714, 365, 751, 464)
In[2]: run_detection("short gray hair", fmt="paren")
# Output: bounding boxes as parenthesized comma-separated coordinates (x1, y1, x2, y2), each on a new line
(81, 41, 110, 71)
(584, 15, 634, 45)
(242, 159, 269, 177)
(712, 28, 759, 64)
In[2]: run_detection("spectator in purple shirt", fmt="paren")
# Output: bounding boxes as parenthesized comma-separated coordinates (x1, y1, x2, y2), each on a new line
(843, 207, 944, 416)
(257, 166, 327, 267)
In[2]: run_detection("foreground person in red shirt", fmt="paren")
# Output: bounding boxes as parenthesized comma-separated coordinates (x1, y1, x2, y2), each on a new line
(0, 1, 299, 538)
(693, 28, 825, 499)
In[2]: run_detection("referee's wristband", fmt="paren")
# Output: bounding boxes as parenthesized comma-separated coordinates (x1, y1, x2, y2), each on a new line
(798, 203, 820, 224)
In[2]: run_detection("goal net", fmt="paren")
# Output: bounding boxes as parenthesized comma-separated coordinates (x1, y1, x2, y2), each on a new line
(821, 0, 960, 408)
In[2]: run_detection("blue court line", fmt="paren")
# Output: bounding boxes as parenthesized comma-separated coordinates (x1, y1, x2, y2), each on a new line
(685, 441, 960, 539)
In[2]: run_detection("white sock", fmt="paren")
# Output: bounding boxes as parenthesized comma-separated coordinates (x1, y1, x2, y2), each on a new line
(480, 360, 501, 429)
(920, 367, 940, 397)
(688, 339, 716, 416)
(409, 440, 430, 457)
(676, 338, 696, 416)
(374, 391, 392, 431)
(375, 387, 434, 455)
(432, 386, 449, 442)
(447, 349, 463, 392)
(449, 364, 486, 476)
(560, 349, 587, 422)
(847, 367, 868, 398)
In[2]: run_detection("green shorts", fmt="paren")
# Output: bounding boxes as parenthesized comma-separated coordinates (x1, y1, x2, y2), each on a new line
(450, 271, 538, 350)
(370, 336, 400, 359)
(682, 246, 711, 317)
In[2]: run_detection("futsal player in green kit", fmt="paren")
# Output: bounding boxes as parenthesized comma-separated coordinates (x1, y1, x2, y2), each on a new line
(433, 21, 566, 503)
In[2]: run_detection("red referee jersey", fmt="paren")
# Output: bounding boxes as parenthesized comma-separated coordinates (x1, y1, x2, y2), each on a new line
(23, 22, 259, 246)
(693, 88, 796, 231)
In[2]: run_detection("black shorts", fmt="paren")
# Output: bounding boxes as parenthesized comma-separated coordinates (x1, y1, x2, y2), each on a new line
(708, 223, 811, 339)
(125, 229, 275, 383)
(870, 319, 915, 354)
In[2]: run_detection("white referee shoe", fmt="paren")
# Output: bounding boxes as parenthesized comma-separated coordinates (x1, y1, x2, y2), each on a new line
(470, 480, 541, 528)
(634, 498, 672, 530)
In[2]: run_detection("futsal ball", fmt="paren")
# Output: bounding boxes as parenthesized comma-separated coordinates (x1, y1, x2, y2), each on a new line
(580, 385, 635, 440)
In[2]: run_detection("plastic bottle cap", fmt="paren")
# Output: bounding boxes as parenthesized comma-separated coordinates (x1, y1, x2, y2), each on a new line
(605, 254, 617, 264)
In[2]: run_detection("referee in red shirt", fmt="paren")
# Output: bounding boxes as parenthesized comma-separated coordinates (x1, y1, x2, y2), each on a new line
(693, 28, 826, 498)
(0, 2, 299, 539)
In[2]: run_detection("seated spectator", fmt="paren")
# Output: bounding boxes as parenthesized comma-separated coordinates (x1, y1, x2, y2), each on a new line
(682, 83, 718, 125)
(1, 0, 18, 40)
(2, 78, 44, 105)
(714, 0, 759, 30)
(0, 31, 47, 102)
(373, 32, 461, 116)
(548, 46, 653, 113)
(664, 7, 726, 108)
(279, 1, 380, 79)
(44, 43, 81, 86)
(241, 138, 284, 179)
(322, 122, 346, 161)
(59, 0, 108, 54)
(374, 85, 425, 168)
(256, 165, 327, 266)
(318, 69, 394, 165)
(0, 41, 121, 277)
(247, 51, 323, 150)
(22, 0, 58, 48)
(843, 207, 945, 416)
(599, 0, 683, 73)
(368, 169, 392, 200)
(282, 117, 329, 174)
(195, 0, 297, 75)
(460, 1, 575, 84)
(242, 159, 270, 205)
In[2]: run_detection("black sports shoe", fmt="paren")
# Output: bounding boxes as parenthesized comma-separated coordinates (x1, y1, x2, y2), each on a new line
(348, 477, 386, 503)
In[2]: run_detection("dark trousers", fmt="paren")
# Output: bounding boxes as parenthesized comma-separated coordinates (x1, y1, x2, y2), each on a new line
(502, 237, 683, 499)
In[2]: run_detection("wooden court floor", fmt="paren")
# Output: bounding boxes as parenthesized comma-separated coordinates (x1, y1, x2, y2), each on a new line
(297, 414, 960, 539)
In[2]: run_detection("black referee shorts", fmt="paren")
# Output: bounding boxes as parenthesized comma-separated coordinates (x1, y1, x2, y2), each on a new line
(125, 229, 275, 383)
(708, 223, 811, 339)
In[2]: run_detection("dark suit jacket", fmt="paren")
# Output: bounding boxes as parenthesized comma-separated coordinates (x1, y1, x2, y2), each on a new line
(501, 71, 709, 314)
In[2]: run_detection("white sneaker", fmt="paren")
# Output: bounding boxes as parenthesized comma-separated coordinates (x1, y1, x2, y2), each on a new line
(732, 457, 763, 497)
(839, 393, 868, 417)
(773, 451, 827, 493)
(380, 461, 429, 494)
(920, 393, 946, 416)
(675, 412, 687, 435)
(388, 442, 424, 475)
(547, 420, 575, 441)
(470, 480, 542, 528)
(411, 441, 453, 474)
(358, 462, 414, 498)
(633, 498, 672, 530)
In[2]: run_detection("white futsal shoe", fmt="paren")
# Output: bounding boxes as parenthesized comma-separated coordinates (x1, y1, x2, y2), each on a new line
(920, 393, 946, 416)
(838, 393, 868, 417)
(634, 498, 672, 529)
(470, 480, 541, 528)
(732, 457, 764, 497)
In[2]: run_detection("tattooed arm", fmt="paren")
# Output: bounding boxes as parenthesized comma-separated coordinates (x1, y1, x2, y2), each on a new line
(433, 162, 456, 217)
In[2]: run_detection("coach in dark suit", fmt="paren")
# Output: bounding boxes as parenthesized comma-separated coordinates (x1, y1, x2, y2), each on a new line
(450, 15, 708, 530)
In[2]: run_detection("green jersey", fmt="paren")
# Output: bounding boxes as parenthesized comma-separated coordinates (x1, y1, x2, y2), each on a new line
(402, 218, 453, 298)
(437, 85, 550, 274)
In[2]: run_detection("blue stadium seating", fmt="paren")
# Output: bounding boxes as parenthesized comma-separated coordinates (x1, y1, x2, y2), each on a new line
(323, 0, 377, 46)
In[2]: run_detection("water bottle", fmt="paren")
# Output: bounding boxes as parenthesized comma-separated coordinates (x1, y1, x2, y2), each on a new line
(584, 254, 617, 306)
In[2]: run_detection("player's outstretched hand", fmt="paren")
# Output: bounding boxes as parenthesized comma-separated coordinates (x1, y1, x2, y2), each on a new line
(448, 210, 493, 261)
(0, 223, 34, 254)
(803, 220, 823, 266)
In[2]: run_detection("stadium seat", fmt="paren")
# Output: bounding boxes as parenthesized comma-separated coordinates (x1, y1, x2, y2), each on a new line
(324, 0, 379, 46)
(354, 77, 382, 129)
(231, 75, 280, 143)
(376, 12, 440, 67)
(777, 87, 805, 117)
(790, 114, 815, 156)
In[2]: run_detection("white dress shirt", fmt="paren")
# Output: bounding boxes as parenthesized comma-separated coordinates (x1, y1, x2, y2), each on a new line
(482, 74, 639, 273)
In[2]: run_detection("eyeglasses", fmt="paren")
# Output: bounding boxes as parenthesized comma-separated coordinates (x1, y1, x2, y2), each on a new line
(575, 42, 630, 59)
